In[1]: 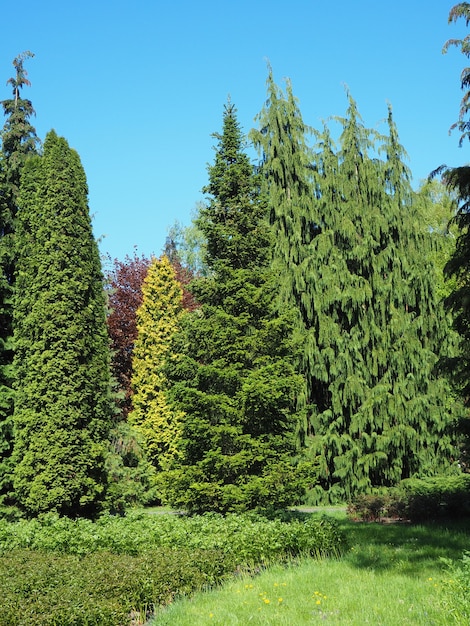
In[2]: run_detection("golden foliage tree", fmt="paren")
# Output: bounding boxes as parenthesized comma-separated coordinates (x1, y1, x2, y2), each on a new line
(129, 255, 184, 470)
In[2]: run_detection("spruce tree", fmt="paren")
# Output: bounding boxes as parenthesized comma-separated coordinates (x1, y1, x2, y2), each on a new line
(253, 73, 458, 501)
(12, 130, 113, 517)
(0, 52, 39, 503)
(129, 255, 184, 471)
(160, 102, 305, 513)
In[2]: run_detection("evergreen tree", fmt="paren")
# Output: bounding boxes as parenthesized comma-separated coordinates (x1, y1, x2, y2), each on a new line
(160, 102, 306, 513)
(253, 73, 458, 501)
(12, 130, 113, 517)
(129, 255, 185, 471)
(250, 69, 315, 439)
(434, 3, 470, 466)
(0, 52, 40, 503)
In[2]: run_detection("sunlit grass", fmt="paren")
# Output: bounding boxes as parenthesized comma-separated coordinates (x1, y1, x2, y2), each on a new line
(151, 513, 470, 625)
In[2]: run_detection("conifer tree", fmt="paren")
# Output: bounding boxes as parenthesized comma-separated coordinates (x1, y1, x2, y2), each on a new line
(129, 255, 184, 471)
(0, 52, 40, 503)
(253, 73, 458, 501)
(160, 102, 305, 513)
(12, 130, 113, 517)
(250, 69, 315, 440)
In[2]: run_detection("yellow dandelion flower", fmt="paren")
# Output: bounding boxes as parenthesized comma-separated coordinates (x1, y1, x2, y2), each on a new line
(209, 613, 214, 619)
(278, 598, 283, 603)
(316, 600, 321, 605)
(264, 598, 271, 604)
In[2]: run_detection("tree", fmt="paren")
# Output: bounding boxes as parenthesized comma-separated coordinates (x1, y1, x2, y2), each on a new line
(160, 102, 306, 513)
(250, 69, 315, 441)
(436, 4, 470, 466)
(106, 251, 151, 417)
(253, 72, 458, 501)
(129, 255, 185, 471)
(0, 52, 40, 504)
(12, 130, 113, 517)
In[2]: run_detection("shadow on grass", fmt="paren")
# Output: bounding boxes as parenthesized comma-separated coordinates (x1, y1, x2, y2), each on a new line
(334, 517, 470, 577)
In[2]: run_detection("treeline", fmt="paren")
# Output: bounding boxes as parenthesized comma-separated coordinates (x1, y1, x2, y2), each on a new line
(0, 15, 469, 518)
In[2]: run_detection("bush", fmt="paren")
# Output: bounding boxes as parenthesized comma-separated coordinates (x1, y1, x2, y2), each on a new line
(347, 475, 470, 523)
(397, 475, 470, 523)
(347, 494, 389, 522)
(0, 510, 347, 562)
(0, 548, 235, 626)
(0, 511, 346, 625)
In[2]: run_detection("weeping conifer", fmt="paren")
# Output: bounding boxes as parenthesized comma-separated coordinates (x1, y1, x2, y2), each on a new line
(253, 74, 458, 501)
(12, 130, 113, 517)
(250, 70, 315, 441)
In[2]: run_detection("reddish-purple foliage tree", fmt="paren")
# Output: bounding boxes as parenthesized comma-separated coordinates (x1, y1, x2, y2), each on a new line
(107, 246, 198, 417)
(107, 251, 151, 417)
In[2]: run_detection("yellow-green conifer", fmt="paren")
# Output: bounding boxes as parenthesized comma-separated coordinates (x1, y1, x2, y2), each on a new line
(129, 255, 184, 470)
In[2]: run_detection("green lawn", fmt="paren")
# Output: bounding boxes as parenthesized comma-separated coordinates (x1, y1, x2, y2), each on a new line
(151, 513, 470, 625)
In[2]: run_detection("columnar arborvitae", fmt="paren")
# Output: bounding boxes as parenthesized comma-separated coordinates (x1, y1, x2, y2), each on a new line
(12, 130, 113, 517)
(0, 52, 39, 502)
(161, 102, 305, 513)
(253, 74, 458, 501)
(129, 255, 184, 471)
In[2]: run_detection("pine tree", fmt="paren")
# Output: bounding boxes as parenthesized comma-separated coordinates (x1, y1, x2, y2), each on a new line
(0, 52, 40, 503)
(160, 102, 305, 513)
(129, 255, 185, 471)
(12, 130, 113, 517)
(253, 73, 458, 501)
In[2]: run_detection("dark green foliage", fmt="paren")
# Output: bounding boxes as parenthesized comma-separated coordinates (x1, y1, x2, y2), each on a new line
(0, 548, 234, 626)
(12, 130, 113, 517)
(160, 102, 306, 513)
(0, 52, 40, 504)
(253, 73, 459, 502)
(397, 475, 470, 522)
(436, 5, 470, 460)
(348, 475, 470, 523)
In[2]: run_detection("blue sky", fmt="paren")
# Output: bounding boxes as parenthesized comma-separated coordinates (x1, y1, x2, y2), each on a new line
(1, 1, 469, 261)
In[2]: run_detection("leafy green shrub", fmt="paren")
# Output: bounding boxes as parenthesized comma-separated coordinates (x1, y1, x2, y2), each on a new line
(397, 475, 470, 523)
(0, 511, 346, 625)
(440, 551, 470, 624)
(0, 510, 346, 562)
(0, 548, 235, 626)
(347, 475, 470, 523)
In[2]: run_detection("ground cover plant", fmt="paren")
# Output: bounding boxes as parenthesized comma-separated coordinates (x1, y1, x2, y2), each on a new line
(0, 510, 345, 625)
(151, 511, 470, 625)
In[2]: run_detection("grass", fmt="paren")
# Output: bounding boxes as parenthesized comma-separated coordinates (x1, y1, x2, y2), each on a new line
(151, 512, 470, 625)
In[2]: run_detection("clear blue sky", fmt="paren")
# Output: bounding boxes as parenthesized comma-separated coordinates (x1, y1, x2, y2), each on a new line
(1, 1, 469, 261)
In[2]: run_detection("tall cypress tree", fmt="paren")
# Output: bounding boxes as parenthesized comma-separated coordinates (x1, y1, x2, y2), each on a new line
(12, 130, 113, 517)
(253, 73, 458, 501)
(0, 52, 39, 502)
(160, 102, 305, 513)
